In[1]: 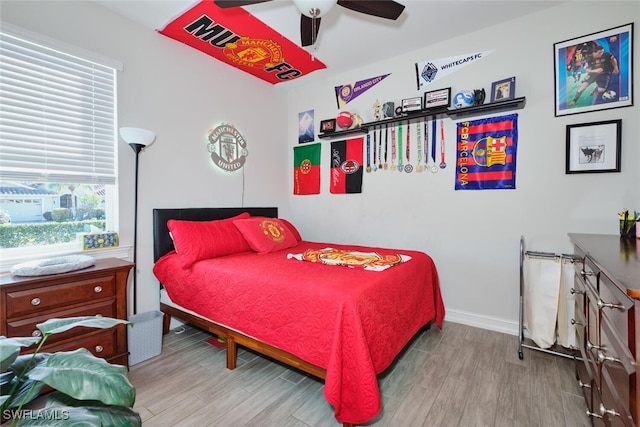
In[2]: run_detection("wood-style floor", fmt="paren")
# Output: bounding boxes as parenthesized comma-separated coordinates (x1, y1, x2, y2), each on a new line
(130, 321, 591, 426)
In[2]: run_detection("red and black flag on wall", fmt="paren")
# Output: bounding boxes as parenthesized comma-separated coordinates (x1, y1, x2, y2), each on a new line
(293, 143, 320, 195)
(455, 114, 518, 190)
(330, 137, 363, 194)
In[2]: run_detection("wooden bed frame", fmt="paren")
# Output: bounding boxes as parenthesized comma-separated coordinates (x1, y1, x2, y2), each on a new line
(152, 207, 353, 427)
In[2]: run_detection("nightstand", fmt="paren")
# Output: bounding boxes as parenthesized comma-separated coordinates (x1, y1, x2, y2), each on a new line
(0, 258, 133, 367)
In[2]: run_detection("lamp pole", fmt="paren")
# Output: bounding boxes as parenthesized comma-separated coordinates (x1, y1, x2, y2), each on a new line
(129, 143, 145, 315)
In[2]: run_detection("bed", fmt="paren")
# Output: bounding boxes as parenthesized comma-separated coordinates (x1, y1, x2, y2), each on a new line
(152, 207, 445, 427)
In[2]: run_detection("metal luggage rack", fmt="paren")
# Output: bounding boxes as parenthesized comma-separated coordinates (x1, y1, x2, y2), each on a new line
(518, 236, 581, 360)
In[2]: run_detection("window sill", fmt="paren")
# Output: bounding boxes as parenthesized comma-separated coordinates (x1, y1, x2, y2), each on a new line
(0, 245, 132, 273)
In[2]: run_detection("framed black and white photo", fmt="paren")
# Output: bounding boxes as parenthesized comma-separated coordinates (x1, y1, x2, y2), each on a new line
(565, 119, 621, 174)
(320, 118, 336, 133)
(490, 77, 515, 102)
(423, 87, 451, 109)
(554, 23, 633, 117)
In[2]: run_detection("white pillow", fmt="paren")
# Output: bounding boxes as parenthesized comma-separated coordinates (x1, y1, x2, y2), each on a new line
(11, 255, 95, 277)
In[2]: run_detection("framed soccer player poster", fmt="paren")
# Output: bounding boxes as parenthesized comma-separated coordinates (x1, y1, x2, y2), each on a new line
(554, 23, 633, 117)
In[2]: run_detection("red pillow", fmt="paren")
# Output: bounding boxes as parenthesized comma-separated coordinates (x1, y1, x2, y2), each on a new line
(167, 212, 251, 268)
(233, 217, 299, 254)
(279, 218, 302, 241)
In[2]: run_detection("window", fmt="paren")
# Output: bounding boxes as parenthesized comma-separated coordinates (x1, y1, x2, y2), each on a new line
(0, 24, 121, 264)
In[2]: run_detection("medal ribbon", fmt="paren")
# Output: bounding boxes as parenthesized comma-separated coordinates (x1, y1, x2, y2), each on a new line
(397, 122, 403, 167)
(440, 119, 446, 166)
(423, 118, 429, 165)
(366, 133, 371, 171)
(384, 125, 388, 168)
(406, 122, 411, 165)
(378, 127, 382, 167)
(416, 121, 422, 166)
(391, 124, 396, 166)
(373, 127, 377, 171)
(431, 119, 437, 165)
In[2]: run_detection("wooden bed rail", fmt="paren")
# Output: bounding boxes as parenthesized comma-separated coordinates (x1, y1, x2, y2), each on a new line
(160, 303, 355, 427)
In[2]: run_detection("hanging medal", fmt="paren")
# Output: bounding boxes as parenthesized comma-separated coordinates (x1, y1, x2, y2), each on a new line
(383, 125, 389, 170)
(372, 128, 378, 172)
(416, 120, 423, 173)
(430, 119, 438, 173)
(366, 133, 371, 173)
(405, 121, 413, 173)
(397, 122, 404, 172)
(390, 124, 397, 171)
(377, 127, 383, 170)
(423, 118, 429, 172)
(439, 119, 447, 169)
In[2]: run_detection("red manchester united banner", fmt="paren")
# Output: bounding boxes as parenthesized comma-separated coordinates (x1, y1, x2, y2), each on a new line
(158, 0, 326, 84)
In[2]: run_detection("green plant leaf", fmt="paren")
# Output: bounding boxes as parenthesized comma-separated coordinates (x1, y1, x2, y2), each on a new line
(2, 376, 45, 409)
(36, 317, 131, 336)
(26, 348, 135, 407)
(0, 337, 41, 371)
(45, 393, 142, 426)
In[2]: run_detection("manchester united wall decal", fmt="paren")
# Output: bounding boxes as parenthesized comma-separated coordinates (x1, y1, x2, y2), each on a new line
(207, 123, 248, 172)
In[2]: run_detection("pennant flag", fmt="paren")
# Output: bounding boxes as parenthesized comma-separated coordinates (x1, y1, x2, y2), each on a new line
(330, 138, 364, 194)
(293, 143, 321, 195)
(158, 0, 326, 84)
(335, 74, 390, 108)
(415, 50, 494, 89)
(455, 114, 518, 190)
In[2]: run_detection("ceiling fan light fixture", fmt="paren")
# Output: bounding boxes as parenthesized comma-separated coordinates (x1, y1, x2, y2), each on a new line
(292, 0, 338, 18)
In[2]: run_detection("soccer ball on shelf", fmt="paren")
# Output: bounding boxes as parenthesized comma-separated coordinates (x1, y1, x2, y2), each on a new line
(602, 90, 617, 101)
(336, 111, 354, 129)
(453, 90, 475, 109)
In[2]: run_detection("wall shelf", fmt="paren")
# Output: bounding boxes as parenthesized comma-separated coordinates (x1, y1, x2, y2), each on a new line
(317, 97, 526, 139)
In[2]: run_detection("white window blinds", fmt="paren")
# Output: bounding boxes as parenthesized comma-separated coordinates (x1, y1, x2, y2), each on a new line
(0, 30, 117, 184)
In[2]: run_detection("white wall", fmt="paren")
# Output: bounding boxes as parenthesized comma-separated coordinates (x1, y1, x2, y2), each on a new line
(1, 1, 290, 315)
(286, 2, 640, 334)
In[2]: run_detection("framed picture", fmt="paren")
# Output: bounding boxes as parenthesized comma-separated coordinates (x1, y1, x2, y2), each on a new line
(554, 23, 633, 117)
(298, 109, 314, 143)
(402, 97, 422, 113)
(490, 77, 515, 102)
(423, 87, 451, 109)
(320, 118, 336, 133)
(565, 119, 621, 174)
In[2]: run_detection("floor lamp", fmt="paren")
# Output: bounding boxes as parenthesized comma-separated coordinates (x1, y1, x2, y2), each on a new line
(119, 127, 156, 315)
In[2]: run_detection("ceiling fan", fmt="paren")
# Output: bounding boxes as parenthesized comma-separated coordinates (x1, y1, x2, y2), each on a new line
(213, 0, 406, 47)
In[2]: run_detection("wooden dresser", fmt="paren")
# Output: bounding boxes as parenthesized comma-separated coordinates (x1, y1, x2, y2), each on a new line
(569, 233, 639, 426)
(0, 258, 133, 367)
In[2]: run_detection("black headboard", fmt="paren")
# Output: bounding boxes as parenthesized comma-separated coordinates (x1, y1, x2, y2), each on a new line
(152, 207, 279, 262)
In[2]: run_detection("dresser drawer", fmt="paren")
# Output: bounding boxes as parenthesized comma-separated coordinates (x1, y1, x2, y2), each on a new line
(6, 299, 116, 344)
(5, 276, 116, 318)
(39, 328, 119, 361)
(601, 367, 635, 427)
(598, 271, 633, 346)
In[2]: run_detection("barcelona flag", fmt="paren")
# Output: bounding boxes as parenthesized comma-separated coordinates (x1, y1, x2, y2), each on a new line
(293, 143, 320, 195)
(330, 138, 364, 194)
(455, 114, 518, 190)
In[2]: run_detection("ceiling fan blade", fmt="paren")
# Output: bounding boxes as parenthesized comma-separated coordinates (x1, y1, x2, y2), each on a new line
(301, 15, 322, 47)
(337, 0, 405, 20)
(214, 0, 274, 8)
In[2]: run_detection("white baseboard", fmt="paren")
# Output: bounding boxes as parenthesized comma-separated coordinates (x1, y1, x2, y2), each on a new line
(444, 308, 519, 336)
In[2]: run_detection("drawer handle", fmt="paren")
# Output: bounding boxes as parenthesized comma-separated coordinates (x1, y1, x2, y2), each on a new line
(597, 350, 622, 365)
(32, 330, 42, 337)
(31, 297, 41, 306)
(597, 299, 624, 311)
(95, 345, 104, 353)
(586, 340, 602, 352)
(578, 380, 591, 389)
(570, 318, 584, 326)
(94, 286, 102, 293)
(580, 269, 594, 277)
(586, 409, 603, 419)
(570, 288, 585, 295)
(598, 403, 620, 418)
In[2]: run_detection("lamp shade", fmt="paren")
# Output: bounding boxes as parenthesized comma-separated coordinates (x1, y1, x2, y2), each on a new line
(119, 127, 156, 147)
(292, 0, 338, 18)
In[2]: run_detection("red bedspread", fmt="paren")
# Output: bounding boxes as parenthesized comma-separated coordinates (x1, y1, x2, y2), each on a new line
(153, 241, 445, 424)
